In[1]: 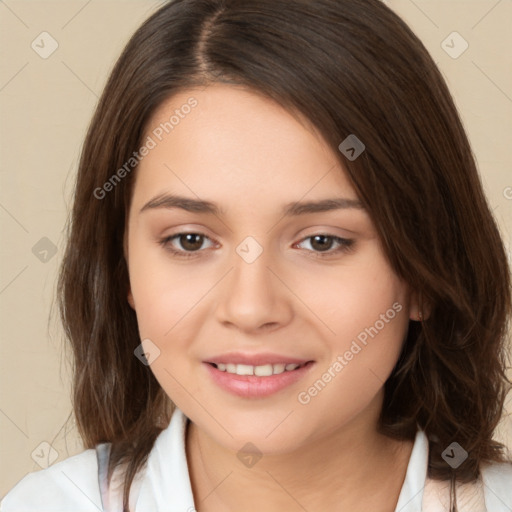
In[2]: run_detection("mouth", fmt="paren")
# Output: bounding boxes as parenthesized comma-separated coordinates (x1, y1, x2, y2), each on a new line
(203, 359, 315, 398)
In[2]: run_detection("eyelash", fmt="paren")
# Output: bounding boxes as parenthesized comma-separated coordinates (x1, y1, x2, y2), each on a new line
(158, 232, 355, 260)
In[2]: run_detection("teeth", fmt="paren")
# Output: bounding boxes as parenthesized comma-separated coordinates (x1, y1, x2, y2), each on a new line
(254, 364, 273, 376)
(272, 363, 286, 374)
(214, 362, 304, 376)
(236, 364, 254, 375)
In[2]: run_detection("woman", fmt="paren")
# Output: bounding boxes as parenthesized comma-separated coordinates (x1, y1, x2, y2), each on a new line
(2, 0, 511, 511)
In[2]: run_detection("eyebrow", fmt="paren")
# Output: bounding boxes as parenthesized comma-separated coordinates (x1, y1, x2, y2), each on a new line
(139, 193, 365, 217)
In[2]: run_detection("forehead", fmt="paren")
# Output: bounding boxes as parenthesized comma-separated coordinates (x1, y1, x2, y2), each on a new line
(132, 84, 361, 211)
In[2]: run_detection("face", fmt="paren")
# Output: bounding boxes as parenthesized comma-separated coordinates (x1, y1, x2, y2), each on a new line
(124, 83, 420, 454)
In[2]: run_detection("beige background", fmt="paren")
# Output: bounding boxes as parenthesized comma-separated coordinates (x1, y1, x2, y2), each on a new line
(1, 0, 511, 496)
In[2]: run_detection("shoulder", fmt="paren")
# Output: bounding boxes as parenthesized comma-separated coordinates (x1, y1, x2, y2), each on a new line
(480, 460, 512, 510)
(1, 446, 103, 512)
(422, 461, 512, 512)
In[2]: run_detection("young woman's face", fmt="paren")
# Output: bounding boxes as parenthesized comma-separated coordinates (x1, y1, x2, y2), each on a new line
(125, 84, 419, 454)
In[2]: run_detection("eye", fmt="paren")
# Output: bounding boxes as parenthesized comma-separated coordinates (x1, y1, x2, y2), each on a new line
(294, 234, 355, 258)
(158, 232, 215, 259)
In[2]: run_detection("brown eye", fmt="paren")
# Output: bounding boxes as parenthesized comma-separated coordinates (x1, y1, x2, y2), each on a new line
(178, 233, 205, 251)
(158, 232, 215, 258)
(310, 235, 336, 252)
(295, 234, 355, 258)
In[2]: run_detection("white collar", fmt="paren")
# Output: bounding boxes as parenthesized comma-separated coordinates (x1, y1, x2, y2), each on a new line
(136, 407, 195, 509)
(394, 428, 428, 511)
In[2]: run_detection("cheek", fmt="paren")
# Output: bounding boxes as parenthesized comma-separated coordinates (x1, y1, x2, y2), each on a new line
(127, 234, 200, 336)
(127, 235, 219, 385)
(297, 253, 410, 393)
(297, 265, 409, 414)
(296, 304, 409, 433)
(296, 253, 409, 348)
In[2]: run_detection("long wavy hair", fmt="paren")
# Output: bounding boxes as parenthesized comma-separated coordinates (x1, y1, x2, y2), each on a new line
(57, 0, 512, 510)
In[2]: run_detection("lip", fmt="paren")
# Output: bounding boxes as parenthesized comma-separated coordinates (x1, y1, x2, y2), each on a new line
(204, 352, 311, 366)
(203, 359, 315, 398)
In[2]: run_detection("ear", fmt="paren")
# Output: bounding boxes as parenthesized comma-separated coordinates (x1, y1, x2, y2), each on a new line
(409, 289, 431, 322)
(127, 289, 135, 310)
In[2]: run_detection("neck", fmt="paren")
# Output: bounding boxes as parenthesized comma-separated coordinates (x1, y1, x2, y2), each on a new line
(185, 392, 413, 512)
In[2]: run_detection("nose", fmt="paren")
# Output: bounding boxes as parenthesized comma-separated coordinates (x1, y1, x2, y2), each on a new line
(214, 241, 294, 334)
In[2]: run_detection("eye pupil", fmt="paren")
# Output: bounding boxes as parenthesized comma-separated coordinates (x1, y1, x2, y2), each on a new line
(181, 233, 203, 251)
(311, 235, 333, 252)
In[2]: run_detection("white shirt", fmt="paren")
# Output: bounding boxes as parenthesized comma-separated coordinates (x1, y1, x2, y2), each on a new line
(2, 407, 511, 511)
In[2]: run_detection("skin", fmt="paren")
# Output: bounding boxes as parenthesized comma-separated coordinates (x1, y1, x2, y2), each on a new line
(124, 83, 425, 512)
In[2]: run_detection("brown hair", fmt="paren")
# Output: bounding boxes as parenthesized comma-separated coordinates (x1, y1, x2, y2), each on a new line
(57, 0, 512, 510)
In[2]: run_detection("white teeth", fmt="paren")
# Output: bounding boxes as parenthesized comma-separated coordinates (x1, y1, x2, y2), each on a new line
(236, 364, 254, 376)
(254, 364, 273, 377)
(272, 363, 286, 374)
(214, 362, 304, 376)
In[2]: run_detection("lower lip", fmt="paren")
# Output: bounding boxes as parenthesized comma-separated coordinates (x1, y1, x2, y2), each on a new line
(203, 361, 315, 398)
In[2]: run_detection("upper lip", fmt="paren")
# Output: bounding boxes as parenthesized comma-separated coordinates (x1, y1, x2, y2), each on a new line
(205, 352, 314, 366)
